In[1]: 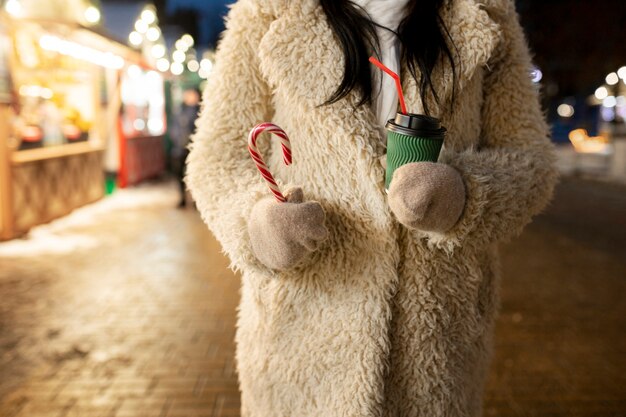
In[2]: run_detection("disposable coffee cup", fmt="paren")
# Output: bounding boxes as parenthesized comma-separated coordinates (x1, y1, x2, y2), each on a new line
(385, 113, 446, 190)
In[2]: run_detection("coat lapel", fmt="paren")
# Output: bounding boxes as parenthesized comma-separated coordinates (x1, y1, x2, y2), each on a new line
(258, 3, 385, 157)
(258, 3, 347, 109)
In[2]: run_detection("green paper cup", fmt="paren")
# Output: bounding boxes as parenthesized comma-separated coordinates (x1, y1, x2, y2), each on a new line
(385, 113, 446, 190)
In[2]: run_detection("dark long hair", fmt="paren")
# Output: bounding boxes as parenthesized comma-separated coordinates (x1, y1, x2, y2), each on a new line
(320, 0, 457, 116)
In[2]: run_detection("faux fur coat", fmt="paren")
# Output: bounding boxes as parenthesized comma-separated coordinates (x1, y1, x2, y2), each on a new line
(186, 0, 558, 415)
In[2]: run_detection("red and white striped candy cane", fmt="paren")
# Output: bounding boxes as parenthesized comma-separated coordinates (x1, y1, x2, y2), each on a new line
(248, 122, 292, 203)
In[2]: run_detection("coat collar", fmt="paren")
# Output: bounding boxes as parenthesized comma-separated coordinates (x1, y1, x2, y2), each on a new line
(258, 0, 503, 155)
(259, 0, 502, 116)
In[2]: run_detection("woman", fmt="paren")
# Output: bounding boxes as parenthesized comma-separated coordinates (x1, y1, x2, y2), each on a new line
(186, 0, 557, 415)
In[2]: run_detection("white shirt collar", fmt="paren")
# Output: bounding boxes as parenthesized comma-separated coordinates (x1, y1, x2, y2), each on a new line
(350, 0, 411, 32)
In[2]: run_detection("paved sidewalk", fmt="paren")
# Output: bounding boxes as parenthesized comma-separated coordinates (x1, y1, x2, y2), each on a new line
(0, 178, 625, 417)
(485, 178, 626, 417)
(0, 182, 241, 417)
(484, 177, 626, 416)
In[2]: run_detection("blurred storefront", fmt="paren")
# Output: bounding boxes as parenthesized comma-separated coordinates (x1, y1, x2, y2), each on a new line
(554, 67, 626, 182)
(112, 4, 167, 189)
(117, 64, 166, 188)
(0, 0, 166, 240)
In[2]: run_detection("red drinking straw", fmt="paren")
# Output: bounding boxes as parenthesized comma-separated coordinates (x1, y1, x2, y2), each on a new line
(369, 56, 408, 115)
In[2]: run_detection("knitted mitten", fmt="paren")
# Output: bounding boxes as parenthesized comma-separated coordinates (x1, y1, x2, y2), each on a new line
(388, 162, 466, 232)
(248, 188, 329, 270)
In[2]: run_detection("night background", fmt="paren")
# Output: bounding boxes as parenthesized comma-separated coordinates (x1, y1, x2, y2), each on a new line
(118, 0, 626, 116)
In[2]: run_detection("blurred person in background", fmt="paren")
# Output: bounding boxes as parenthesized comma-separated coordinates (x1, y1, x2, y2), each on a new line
(186, 0, 558, 415)
(173, 88, 200, 208)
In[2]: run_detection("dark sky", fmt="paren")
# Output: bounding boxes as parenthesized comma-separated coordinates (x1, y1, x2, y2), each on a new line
(516, 0, 626, 98)
(163, 0, 234, 48)
(101, 0, 233, 48)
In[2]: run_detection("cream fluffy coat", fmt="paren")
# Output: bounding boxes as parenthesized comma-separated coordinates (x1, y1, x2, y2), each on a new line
(186, 0, 558, 415)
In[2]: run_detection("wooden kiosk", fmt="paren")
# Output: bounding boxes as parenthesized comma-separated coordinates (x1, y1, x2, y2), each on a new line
(0, 2, 166, 240)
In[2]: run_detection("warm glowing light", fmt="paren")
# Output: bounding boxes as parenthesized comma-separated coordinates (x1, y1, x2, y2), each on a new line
(200, 58, 213, 72)
(41, 88, 53, 99)
(127, 65, 142, 78)
(114, 57, 125, 68)
(134, 119, 146, 131)
(181, 34, 194, 48)
(129, 31, 142, 46)
(146, 70, 160, 83)
(601, 106, 615, 122)
(141, 9, 156, 24)
(172, 50, 185, 63)
(151, 44, 166, 59)
(39, 35, 124, 69)
(530, 66, 542, 83)
(557, 104, 574, 118)
(148, 118, 164, 134)
(603, 96, 617, 108)
(19, 85, 53, 99)
(175, 39, 188, 51)
(135, 19, 148, 34)
(606, 72, 619, 86)
(187, 60, 199, 72)
(84, 6, 101, 23)
(127, 65, 142, 79)
(618, 66, 626, 80)
(5, 0, 22, 17)
(146, 27, 160, 42)
(171, 62, 184, 75)
(568, 129, 611, 154)
(156, 58, 170, 72)
(595, 86, 608, 100)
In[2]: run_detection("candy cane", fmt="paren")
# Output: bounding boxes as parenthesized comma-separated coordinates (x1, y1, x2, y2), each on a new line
(248, 123, 292, 203)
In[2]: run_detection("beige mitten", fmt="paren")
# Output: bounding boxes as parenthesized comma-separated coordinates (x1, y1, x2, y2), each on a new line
(248, 188, 329, 271)
(388, 162, 466, 232)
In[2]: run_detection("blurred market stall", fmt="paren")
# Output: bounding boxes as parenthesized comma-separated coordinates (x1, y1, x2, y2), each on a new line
(0, 0, 168, 241)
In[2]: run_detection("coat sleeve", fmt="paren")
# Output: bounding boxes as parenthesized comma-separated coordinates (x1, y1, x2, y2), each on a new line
(186, 0, 276, 272)
(425, 5, 559, 251)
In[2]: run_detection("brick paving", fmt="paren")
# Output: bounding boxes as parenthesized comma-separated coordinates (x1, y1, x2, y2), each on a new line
(0, 178, 624, 417)
(0, 183, 241, 417)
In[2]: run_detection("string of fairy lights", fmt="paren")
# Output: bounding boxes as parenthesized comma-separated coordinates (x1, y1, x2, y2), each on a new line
(3, 0, 213, 79)
(128, 5, 213, 80)
(591, 67, 626, 122)
(4, 0, 101, 25)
